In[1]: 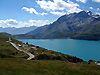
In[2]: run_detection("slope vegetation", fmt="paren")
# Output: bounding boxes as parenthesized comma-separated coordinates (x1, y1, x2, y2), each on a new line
(0, 33, 100, 75)
(0, 33, 28, 58)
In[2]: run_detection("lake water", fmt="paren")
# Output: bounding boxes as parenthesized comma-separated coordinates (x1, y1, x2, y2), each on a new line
(18, 39, 100, 61)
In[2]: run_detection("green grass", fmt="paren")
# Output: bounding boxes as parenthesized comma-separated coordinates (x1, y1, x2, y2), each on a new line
(0, 33, 100, 75)
(0, 33, 28, 58)
(26, 45, 83, 63)
(0, 58, 100, 75)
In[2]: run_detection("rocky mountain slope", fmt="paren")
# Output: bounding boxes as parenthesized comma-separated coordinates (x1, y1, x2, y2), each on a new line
(28, 11, 95, 33)
(17, 11, 100, 40)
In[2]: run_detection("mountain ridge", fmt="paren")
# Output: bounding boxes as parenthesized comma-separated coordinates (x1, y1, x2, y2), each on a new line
(14, 11, 100, 40)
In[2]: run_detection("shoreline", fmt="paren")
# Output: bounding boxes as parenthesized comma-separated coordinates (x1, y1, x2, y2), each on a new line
(16, 38, 100, 41)
(17, 38, 100, 62)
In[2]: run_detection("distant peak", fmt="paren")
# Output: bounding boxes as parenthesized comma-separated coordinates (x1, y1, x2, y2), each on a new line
(86, 11, 89, 13)
(82, 11, 94, 17)
(86, 11, 92, 13)
(79, 11, 86, 13)
(86, 11, 92, 14)
(86, 11, 90, 13)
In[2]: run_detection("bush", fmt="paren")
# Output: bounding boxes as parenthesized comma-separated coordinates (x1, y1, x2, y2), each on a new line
(36, 54, 51, 60)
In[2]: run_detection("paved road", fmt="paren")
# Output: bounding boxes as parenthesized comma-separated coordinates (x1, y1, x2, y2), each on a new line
(10, 42, 34, 60)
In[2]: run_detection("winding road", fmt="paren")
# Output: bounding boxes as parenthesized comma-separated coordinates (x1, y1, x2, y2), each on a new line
(10, 42, 34, 60)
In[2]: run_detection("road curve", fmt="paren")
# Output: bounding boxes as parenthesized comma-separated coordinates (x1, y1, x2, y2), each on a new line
(10, 42, 34, 60)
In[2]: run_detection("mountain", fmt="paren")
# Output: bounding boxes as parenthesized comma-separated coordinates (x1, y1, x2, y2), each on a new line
(26, 11, 100, 40)
(80, 17, 100, 33)
(13, 11, 100, 40)
(71, 17, 100, 41)
(28, 11, 94, 35)
(0, 26, 37, 35)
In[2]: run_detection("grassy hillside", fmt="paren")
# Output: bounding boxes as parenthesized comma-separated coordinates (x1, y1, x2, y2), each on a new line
(0, 33, 83, 62)
(0, 58, 100, 75)
(0, 33, 100, 75)
(0, 33, 28, 58)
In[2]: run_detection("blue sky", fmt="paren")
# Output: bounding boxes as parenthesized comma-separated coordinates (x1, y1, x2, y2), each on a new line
(0, 0, 100, 28)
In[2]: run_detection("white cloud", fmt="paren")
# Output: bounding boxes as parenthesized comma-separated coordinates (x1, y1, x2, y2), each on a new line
(67, 7, 82, 14)
(0, 19, 49, 28)
(50, 11, 66, 16)
(0, 19, 19, 28)
(22, 7, 48, 16)
(76, 0, 87, 3)
(36, 0, 82, 15)
(90, 7, 93, 9)
(29, 20, 49, 27)
(41, 12, 48, 16)
(96, 12, 100, 15)
(97, 8, 100, 11)
(92, 0, 100, 3)
(22, 7, 39, 15)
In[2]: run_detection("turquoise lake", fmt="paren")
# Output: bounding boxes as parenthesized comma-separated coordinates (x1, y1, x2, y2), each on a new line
(18, 39, 100, 61)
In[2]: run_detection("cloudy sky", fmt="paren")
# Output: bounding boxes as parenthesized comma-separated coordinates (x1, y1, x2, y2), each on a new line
(0, 0, 100, 28)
